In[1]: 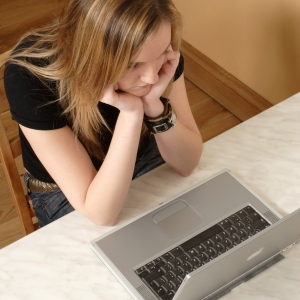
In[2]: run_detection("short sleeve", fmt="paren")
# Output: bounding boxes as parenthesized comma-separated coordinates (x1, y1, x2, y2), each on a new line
(4, 63, 67, 130)
(173, 54, 184, 81)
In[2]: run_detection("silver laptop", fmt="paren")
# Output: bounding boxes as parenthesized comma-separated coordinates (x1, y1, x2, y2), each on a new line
(90, 169, 300, 300)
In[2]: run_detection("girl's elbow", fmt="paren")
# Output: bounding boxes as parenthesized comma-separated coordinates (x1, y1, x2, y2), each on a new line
(179, 152, 202, 177)
(93, 217, 118, 227)
(86, 211, 119, 227)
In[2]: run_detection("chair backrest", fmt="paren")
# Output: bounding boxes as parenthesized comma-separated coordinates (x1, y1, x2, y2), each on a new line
(0, 51, 38, 235)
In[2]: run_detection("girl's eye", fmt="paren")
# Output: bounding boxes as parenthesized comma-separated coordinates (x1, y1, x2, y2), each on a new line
(128, 62, 139, 69)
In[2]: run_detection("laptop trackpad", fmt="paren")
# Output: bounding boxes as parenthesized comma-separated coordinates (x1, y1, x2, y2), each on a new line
(152, 200, 201, 237)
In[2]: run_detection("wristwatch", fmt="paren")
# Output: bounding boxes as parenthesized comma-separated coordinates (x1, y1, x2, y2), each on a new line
(153, 109, 176, 133)
(144, 98, 177, 134)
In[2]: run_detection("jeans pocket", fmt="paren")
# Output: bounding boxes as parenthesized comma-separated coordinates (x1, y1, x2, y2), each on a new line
(29, 189, 74, 226)
(41, 190, 74, 221)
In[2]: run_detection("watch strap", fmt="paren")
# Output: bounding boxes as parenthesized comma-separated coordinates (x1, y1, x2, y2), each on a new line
(144, 98, 177, 134)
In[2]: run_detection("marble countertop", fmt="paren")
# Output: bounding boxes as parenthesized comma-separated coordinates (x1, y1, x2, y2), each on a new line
(0, 93, 299, 299)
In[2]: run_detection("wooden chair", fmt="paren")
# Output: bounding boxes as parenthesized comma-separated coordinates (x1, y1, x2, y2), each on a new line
(0, 51, 38, 235)
(0, 113, 39, 235)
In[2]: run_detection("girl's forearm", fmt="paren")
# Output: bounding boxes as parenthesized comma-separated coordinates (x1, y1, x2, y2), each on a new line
(85, 110, 144, 225)
(155, 120, 203, 177)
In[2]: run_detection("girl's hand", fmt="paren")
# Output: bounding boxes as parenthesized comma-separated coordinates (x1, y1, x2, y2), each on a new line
(141, 49, 180, 105)
(100, 84, 143, 113)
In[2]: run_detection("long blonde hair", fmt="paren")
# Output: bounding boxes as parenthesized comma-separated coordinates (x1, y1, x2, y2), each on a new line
(5, 0, 182, 159)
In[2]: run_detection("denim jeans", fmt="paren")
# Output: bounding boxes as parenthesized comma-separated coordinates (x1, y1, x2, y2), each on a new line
(24, 135, 164, 227)
(24, 172, 75, 227)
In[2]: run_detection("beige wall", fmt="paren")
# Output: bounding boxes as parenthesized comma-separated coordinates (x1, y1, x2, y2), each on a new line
(173, 0, 300, 104)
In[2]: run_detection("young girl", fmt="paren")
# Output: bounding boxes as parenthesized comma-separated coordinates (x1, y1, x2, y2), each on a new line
(3, 0, 203, 227)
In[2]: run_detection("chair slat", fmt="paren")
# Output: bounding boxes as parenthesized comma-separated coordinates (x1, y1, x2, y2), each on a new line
(0, 114, 35, 235)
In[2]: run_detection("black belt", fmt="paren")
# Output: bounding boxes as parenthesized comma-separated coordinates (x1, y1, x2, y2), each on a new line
(28, 178, 59, 193)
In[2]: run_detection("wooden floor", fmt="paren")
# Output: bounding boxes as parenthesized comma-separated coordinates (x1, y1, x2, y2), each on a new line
(0, 0, 241, 249)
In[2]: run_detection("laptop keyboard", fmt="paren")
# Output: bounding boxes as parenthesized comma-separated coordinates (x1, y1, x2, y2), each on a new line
(135, 205, 270, 300)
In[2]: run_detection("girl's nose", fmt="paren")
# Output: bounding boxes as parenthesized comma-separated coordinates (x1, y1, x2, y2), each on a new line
(140, 63, 159, 84)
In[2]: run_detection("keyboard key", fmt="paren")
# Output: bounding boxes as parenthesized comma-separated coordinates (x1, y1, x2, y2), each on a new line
(220, 238, 233, 249)
(243, 224, 255, 235)
(189, 257, 202, 268)
(177, 253, 190, 263)
(168, 260, 177, 269)
(259, 223, 270, 230)
(156, 287, 167, 297)
(218, 231, 229, 239)
(196, 252, 209, 264)
(155, 261, 166, 269)
(237, 209, 248, 219)
(241, 217, 252, 225)
(171, 268, 183, 278)
(173, 258, 182, 266)
(207, 248, 218, 259)
(187, 248, 198, 257)
(150, 281, 167, 297)
(203, 239, 214, 248)
(215, 243, 226, 254)
(230, 233, 242, 245)
(229, 214, 240, 224)
(171, 277, 182, 288)
(136, 269, 149, 278)
(162, 282, 176, 293)
(177, 263, 192, 275)
(175, 266, 185, 276)
(235, 229, 247, 239)
(162, 253, 174, 262)
(147, 264, 159, 272)
(136, 266, 147, 275)
(153, 257, 164, 265)
(248, 212, 260, 222)
(144, 269, 163, 283)
(253, 218, 267, 229)
(146, 262, 154, 269)
(210, 235, 222, 244)
(154, 277, 166, 286)
(196, 244, 207, 252)
(170, 247, 183, 257)
(233, 222, 244, 230)
(244, 206, 256, 215)
(183, 261, 194, 273)
(160, 291, 175, 300)
(226, 226, 237, 235)
(163, 271, 175, 281)
(219, 218, 231, 229)
(161, 263, 174, 273)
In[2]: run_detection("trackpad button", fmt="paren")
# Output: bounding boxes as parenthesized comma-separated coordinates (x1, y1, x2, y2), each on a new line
(152, 200, 201, 237)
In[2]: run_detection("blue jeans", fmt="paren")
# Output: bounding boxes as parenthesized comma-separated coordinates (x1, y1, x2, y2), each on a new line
(24, 135, 164, 227)
(24, 172, 75, 227)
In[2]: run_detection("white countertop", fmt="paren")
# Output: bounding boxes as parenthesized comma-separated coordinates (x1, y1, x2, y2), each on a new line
(0, 93, 299, 300)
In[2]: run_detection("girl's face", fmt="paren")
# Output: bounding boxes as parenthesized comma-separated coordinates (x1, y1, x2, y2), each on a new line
(117, 22, 171, 97)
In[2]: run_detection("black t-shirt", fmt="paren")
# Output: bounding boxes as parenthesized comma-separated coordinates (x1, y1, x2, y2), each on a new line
(4, 55, 184, 183)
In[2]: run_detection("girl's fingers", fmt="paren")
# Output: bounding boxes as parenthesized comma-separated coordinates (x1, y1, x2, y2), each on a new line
(165, 50, 180, 68)
(159, 50, 180, 78)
